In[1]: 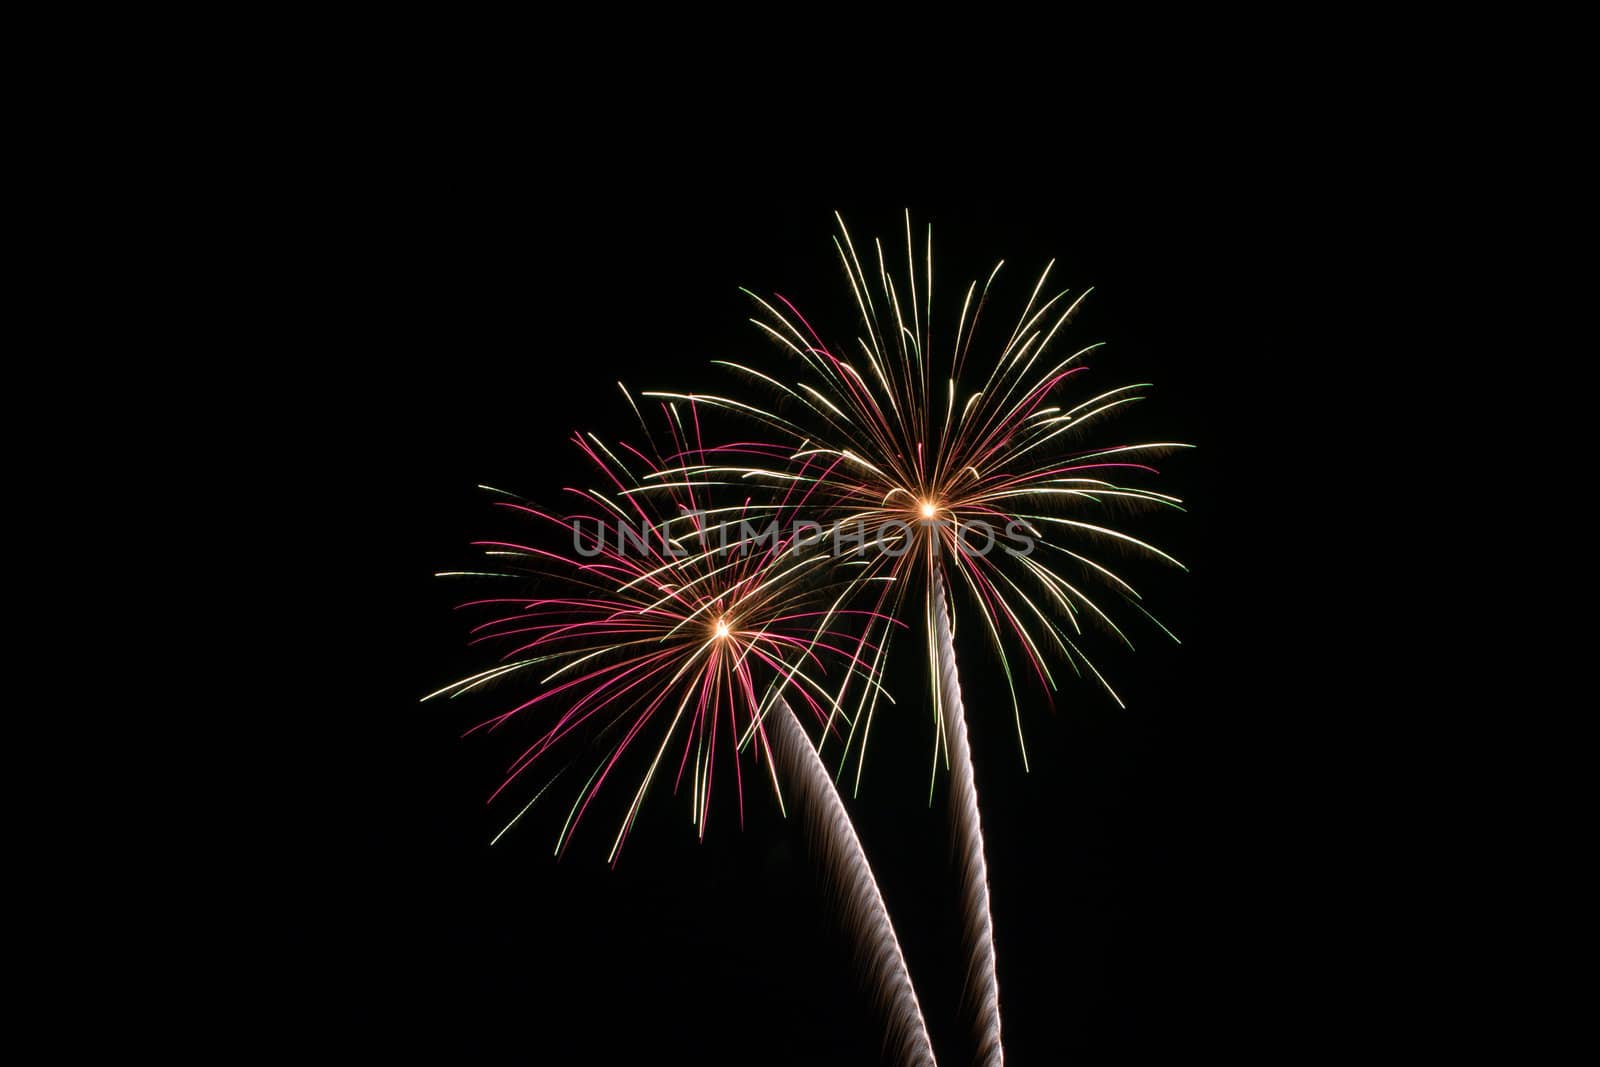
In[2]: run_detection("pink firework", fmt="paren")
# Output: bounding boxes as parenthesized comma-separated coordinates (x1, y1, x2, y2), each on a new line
(429, 394, 940, 1063)
(427, 397, 891, 863)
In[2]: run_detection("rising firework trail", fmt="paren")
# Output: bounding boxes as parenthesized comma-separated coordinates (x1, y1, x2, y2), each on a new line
(766, 693, 935, 1066)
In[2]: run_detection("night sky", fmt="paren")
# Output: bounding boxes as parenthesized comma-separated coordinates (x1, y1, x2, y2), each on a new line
(268, 175, 1336, 1063)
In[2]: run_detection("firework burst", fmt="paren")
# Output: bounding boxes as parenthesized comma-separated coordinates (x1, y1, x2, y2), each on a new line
(650, 213, 1190, 1064)
(426, 398, 890, 861)
(428, 395, 938, 1063)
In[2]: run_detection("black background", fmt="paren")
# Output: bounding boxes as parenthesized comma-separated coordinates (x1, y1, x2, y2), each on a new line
(264, 166, 1346, 1063)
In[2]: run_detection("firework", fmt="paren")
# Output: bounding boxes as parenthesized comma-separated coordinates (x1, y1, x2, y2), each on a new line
(429, 396, 937, 1063)
(650, 213, 1190, 1064)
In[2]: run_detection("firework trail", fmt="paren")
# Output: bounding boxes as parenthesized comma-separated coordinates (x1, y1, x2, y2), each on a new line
(933, 569, 1000, 1066)
(430, 396, 937, 1064)
(650, 213, 1188, 1064)
(767, 692, 937, 1066)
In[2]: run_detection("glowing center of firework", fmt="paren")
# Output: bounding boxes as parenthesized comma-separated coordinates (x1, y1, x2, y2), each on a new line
(714, 619, 730, 639)
(920, 501, 938, 519)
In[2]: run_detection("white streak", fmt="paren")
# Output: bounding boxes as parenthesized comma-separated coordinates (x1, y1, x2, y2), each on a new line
(768, 695, 938, 1067)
